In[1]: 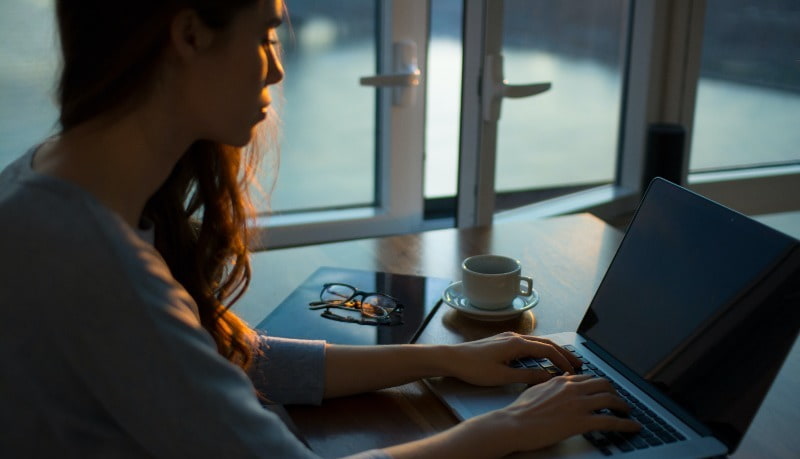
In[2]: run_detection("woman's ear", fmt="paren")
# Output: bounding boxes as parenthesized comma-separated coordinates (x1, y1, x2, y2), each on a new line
(170, 9, 216, 60)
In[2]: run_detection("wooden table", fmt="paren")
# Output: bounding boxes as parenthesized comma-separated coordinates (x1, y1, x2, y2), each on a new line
(236, 214, 799, 458)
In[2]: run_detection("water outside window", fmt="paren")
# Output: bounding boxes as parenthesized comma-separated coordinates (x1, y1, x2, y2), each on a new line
(494, 0, 627, 193)
(690, 0, 800, 172)
(268, 0, 376, 213)
(0, 1, 59, 162)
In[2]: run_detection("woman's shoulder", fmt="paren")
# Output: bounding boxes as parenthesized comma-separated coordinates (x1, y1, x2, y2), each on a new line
(0, 146, 193, 316)
(1, 145, 148, 255)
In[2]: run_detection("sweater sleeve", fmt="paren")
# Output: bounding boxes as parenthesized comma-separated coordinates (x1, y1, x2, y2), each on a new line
(248, 334, 327, 405)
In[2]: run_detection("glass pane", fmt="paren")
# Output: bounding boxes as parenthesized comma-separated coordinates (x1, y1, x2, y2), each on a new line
(0, 1, 59, 168)
(424, 1, 463, 199)
(268, 0, 377, 213)
(690, 0, 800, 172)
(496, 0, 628, 192)
(0, 2, 378, 216)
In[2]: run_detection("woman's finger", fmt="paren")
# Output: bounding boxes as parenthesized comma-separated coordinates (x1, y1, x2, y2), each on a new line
(570, 375, 617, 395)
(516, 335, 583, 370)
(586, 413, 642, 433)
(505, 366, 554, 385)
(581, 392, 632, 415)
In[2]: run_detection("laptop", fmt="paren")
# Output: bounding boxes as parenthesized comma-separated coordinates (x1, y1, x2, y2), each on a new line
(426, 178, 800, 458)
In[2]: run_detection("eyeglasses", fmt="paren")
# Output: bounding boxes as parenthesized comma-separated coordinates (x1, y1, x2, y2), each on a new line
(308, 283, 404, 326)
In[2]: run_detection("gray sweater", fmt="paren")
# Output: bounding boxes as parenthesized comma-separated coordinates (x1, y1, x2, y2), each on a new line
(0, 149, 387, 459)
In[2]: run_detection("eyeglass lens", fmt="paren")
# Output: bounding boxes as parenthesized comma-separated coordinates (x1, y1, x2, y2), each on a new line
(320, 284, 398, 318)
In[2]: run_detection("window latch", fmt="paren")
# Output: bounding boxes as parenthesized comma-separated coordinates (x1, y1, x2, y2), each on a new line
(482, 53, 551, 122)
(360, 40, 420, 107)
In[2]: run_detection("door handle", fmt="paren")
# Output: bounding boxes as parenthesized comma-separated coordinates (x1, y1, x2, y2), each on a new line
(360, 40, 420, 107)
(483, 54, 551, 121)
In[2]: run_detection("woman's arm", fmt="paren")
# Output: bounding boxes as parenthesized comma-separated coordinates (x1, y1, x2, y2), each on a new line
(324, 332, 583, 398)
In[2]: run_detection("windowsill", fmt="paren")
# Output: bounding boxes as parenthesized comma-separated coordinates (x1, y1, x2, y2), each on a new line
(495, 184, 640, 223)
(688, 163, 800, 184)
(255, 206, 380, 228)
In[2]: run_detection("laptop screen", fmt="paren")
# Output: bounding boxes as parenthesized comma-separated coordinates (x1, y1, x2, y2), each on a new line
(578, 178, 800, 451)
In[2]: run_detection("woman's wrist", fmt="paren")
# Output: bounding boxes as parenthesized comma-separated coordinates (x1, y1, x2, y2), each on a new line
(410, 344, 457, 379)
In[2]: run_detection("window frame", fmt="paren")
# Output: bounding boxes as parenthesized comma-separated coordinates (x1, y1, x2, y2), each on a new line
(255, 0, 799, 250)
(252, 0, 430, 249)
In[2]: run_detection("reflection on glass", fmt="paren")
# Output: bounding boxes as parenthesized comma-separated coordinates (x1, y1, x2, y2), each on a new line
(691, 0, 800, 172)
(496, 0, 627, 192)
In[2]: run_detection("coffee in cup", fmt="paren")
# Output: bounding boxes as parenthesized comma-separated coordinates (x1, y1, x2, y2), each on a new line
(461, 254, 533, 310)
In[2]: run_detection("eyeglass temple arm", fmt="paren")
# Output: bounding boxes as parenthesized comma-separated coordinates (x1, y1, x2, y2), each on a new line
(308, 301, 359, 310)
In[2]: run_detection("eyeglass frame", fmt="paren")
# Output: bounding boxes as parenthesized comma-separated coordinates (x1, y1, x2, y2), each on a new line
(308, 282, 404, 325)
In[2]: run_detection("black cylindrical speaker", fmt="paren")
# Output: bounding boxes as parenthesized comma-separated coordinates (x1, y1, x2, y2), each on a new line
(642, 123, 686, 191)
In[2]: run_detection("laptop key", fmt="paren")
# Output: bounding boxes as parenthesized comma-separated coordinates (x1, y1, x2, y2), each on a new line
(606, 432, 634, 452)
(654, 430, 677, 443)
(644, 435, 664, 447)
(627, 435, 649, 450)
(535, 358, 564, 375)
(516, 357, 541, 369)
(583, 431, 611, 448)
(640, 431, 657, 440)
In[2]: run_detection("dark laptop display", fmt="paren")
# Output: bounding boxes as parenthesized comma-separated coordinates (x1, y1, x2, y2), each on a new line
(579, 178, 800, 452)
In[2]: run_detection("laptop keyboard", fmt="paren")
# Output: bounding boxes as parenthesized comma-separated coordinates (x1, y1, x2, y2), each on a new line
(566, 345, 687, 455)
(511, 346, 687, 456)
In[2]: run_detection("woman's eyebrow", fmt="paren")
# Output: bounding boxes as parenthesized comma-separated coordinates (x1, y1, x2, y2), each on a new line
(265, 18, 283, 28)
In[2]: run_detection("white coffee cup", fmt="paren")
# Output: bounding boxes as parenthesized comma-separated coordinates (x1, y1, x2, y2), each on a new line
(461, 254, 533, 310)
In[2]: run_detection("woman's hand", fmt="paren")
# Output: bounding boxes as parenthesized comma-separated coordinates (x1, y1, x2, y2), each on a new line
(488, 374, 642, 454)
(386, 373, 641, 459)
(443, 332, 584, 386)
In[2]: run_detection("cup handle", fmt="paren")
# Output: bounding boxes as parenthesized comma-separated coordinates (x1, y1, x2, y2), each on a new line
(519, 276, 533, 296)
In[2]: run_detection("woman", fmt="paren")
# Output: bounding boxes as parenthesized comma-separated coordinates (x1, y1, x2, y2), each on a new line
(0, 0, 639, 457)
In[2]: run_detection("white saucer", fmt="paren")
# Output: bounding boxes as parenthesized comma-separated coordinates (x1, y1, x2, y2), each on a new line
(441, 281, 540, 321)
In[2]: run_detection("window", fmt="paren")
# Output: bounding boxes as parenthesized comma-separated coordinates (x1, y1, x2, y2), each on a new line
(495, 0, 627, 195)
(269, 1, 377, 213)
(0, 0, 58, 166)
(256, 0, 429, 247)
(423, 1, 463, 202)
(690, 0, 800, 172)
(1, 1, 797, 248)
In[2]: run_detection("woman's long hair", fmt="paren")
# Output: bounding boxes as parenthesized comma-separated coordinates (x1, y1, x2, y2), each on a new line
(56, 0, 268, 369)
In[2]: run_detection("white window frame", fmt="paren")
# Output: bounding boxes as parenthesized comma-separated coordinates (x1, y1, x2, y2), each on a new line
(251, 0, 430, 249)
